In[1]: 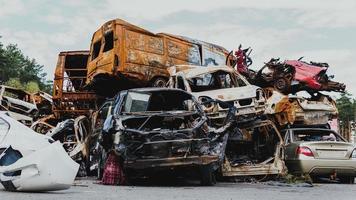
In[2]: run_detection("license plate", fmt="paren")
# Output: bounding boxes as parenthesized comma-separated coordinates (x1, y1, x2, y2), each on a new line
(317, 150, 347, 158)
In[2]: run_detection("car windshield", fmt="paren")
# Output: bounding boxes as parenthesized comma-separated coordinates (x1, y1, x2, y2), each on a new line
(122, 90, 198, 113)
(292, 130, 344, 142)
(188, 71, 241, 92)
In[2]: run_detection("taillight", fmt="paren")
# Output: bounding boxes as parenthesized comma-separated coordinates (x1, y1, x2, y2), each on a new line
(351, 149, 356, 159)
(297, 146, 314, 157)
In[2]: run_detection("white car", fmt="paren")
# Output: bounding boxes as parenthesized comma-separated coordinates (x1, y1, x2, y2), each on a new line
(168, 65, 266, 125)
(0, 112, 79, 191)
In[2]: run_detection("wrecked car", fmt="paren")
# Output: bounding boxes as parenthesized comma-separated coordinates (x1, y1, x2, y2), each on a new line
(0, 85, 38, 126)
(86, 19, 233, 96)
(168, 65, 265, 126)
(101, 88, 228, 185)
(0, 112, 79, 191)
(44, 115, 93, 177)
(32, 91, 53, 117)
(284, 128, 356, 184)
(221, 120, 286, 178)
(253, 58, 346, 94)
(264, 87, 338, 127)
(53, 50, 99, 119)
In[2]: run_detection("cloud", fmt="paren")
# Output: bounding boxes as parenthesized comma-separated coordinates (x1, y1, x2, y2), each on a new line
(0, 0, 26, 17)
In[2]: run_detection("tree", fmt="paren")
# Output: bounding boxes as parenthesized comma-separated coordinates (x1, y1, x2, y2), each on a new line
(336, 92, 355, 123)
(0, 37, 51, 93)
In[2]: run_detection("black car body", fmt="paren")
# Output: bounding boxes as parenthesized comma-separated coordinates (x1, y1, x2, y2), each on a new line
(102, 88, 228, 185)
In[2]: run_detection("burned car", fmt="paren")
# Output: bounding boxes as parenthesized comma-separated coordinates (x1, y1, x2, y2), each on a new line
(264, 87, 338, 127)
(101, 88, 227, 185)
(168, 65, 265, 126)
(221, 120, 286, 178)
(253, 58, 346, 94)
(0, 112, 79, 191)
(0, 85, 38, 125)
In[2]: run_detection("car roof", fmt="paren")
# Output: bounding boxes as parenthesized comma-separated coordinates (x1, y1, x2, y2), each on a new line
(168, 65, 236, 78)
(120, 88, 195, 97)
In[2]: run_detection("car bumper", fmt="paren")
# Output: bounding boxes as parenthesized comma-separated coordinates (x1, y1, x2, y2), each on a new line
(124, 155, 219, 170)
(286, 159, 356, 176)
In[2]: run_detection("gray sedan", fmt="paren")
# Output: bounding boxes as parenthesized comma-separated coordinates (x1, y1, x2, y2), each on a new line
(284, 128, 356, 183)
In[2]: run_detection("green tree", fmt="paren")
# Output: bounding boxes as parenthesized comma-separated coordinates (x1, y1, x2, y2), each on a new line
(336, 92, 355, 123)
(0, 37, 51, 93)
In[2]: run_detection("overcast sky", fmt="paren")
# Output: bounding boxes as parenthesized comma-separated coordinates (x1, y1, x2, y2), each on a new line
(1, 0, 355, 97)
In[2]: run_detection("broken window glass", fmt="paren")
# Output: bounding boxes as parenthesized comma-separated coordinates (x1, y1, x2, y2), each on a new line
(124, 92, 150, 112)
(103, 31, 114, 52)
(91, 39, 102, 60)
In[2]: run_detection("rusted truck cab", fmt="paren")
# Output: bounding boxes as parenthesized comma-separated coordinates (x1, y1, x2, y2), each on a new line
(53, 51, 99, 119)
(86, 19, 231, 96)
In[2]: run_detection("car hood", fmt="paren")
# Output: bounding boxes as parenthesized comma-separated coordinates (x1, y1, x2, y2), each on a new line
(192, 85, 259, 101)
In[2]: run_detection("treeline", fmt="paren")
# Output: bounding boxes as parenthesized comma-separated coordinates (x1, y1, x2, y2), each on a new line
(0, 36, 51, 93)
(336, 92, 356, 123)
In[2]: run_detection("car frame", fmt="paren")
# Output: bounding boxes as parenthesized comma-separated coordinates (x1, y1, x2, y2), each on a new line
(168, 65, 265, 126)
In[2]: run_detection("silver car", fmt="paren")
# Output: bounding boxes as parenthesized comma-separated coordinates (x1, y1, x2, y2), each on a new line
(284, 128, 356, 183)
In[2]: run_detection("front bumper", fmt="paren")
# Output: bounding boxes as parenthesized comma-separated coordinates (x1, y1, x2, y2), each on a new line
(124, 155, 219, 170)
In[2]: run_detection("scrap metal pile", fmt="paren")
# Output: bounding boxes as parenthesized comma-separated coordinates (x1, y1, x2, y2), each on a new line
(0, 19, 350, 191)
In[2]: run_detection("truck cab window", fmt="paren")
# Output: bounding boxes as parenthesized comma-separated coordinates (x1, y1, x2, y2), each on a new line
(92, 39, 102, 60)
(103, 31, 114, 52)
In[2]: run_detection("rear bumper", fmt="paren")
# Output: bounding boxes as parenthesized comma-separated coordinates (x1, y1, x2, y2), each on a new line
(286, 159, 356, 176)
(124, 155, 218, 170)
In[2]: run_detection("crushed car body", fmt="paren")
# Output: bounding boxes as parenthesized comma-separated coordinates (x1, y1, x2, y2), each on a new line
(252, 58, 346, 94)
(0, 112, 79, 191)
(0, 85, 38, 126)
(264, 88, 338, 126)
(168, 65, 265, 126)
(101, 88, 229, 185)
(221, 120, 286, 177)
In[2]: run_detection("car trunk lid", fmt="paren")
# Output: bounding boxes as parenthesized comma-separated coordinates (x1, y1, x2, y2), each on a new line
(301, 142, 354, 160)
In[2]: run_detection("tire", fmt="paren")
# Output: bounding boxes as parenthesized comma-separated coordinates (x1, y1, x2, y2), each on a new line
(339, 176, 355, 184)
(97, 149, 107, 180)
(200, 164, 216, 186)
(151, 77, 167, 87)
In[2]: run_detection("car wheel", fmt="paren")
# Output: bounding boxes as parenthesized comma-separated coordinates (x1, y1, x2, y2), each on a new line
(151, 77, 167, 87)
(200, 164, 216, 186)
(97, 149, 107, 180)
(339, 176, 355, 184)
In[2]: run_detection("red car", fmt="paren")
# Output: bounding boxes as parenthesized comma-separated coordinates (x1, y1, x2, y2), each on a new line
(253, 59, 345, 94)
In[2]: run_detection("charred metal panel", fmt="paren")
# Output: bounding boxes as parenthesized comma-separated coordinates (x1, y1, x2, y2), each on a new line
(53, 51, 99, 119)
(125, 30, 164, 55)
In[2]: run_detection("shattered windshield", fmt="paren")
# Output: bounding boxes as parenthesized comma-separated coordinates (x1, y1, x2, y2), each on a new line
(122, 90, 198, 113)
(124, 92, 150, 113)
(189, 72, 237, 92)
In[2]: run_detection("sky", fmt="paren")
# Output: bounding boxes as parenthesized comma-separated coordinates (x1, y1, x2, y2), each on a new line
(0, 0, 355, 97)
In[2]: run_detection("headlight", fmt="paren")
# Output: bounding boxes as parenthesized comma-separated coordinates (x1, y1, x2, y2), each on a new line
(351, 149, 356, 159)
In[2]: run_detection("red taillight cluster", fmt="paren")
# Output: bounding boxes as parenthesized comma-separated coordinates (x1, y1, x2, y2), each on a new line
(297, 146, 314, 157)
